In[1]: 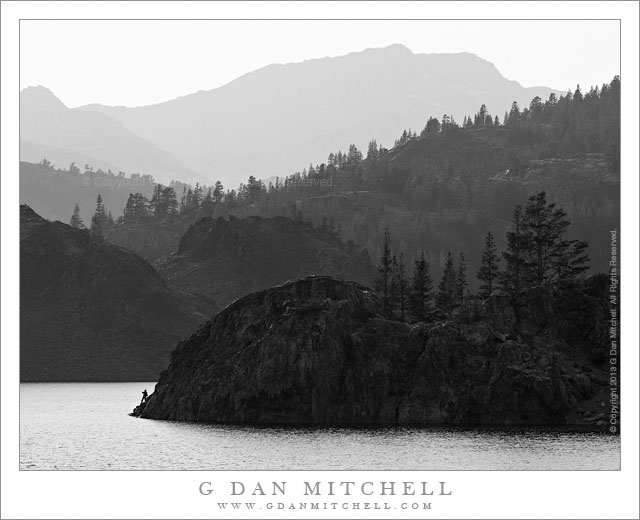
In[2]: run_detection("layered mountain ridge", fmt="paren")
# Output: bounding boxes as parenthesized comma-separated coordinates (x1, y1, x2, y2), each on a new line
(72, 44, 559, 186)
(20, 86, 202, 185)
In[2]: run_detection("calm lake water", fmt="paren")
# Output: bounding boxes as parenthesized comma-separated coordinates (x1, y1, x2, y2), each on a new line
(20, 383, 620, 470)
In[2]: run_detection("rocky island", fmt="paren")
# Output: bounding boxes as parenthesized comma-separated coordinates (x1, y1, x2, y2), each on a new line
(133, 274, 612, 427)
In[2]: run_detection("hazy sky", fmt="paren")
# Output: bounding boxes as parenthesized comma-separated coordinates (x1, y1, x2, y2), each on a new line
(20, 19, 620, 108)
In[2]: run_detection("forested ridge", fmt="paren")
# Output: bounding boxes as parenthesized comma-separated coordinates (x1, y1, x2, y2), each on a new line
(41, 77, 618, 284)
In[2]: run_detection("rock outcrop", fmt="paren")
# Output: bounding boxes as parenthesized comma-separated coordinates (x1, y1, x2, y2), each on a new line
(20, 205, 211, 381)
(135, 275, 611, 426)
(156, 215, 376, 312)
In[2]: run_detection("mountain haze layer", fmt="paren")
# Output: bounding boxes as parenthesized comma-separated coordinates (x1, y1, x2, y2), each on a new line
(20, 86, 202, 185)
(77, 45, 559, 187)
(19, 160, 156, 226)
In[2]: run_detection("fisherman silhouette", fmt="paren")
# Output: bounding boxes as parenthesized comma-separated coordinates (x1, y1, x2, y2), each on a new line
(141, 389, 148, 404)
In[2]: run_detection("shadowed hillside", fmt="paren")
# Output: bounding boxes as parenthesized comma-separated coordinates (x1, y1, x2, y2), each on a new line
(157, 215, 376, 310)
(20, 205, 211, 381)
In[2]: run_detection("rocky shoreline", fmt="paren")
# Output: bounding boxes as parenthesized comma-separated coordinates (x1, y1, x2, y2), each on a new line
(132, 275, 613, 429)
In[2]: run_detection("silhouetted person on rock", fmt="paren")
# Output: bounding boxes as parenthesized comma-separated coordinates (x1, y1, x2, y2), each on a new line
(141, 389, 148, 404)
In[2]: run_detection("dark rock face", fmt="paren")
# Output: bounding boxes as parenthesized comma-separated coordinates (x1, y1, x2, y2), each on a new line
(106, 216, 190, 263)
(138, 275, 610, 426)
(20, 205, 211, 381)
(488, 274, 611, 364)
(156, 215, 376, 312)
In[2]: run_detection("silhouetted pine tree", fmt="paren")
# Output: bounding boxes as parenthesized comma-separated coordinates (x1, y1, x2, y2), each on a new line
(69, 204, 84, 229)
(390, 255, 399, 317)
(164, 187, 179, 215)
(201, 188, 215, 216)
(421, 117, 441, 136)
(522, 191, 590, 284)
(366, 139, 379, 160)
(499, 206, 529, 308)
(90, 194, 108, 237)
(180, 186, 187, 213)
(150, 184, 163, 215)
(409, 252, 433, 322)
(456, 252, 468, 306)
(436, 252, 457, 318)
(213, 181, 224, 203)
(375, 228, 394, 318)
(477, 231, 499, 300)
(106, 211, 114, 229)
(394, 252, 409, 320)
(192, 183, 204, 207)
(123, 193, 149, 222)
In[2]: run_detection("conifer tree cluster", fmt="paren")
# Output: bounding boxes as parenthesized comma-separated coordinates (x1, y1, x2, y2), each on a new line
(69, 177, 235, 233)
(498, 191, 590, 303)
(375, 192, 590, 324)
(375, 228, 440, 321)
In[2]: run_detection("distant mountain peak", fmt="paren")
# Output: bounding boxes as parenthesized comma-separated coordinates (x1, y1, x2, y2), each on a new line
(363, 43, 413, 54)
(39, 49, 559, 187)
(20, 85, 67, 110)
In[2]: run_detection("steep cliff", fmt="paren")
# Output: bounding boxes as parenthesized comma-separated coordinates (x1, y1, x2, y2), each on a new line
(20, 205, 211, 381)
(135, 275, 611, 426)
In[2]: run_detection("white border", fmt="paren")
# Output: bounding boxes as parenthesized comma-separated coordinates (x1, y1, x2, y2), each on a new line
(2, 2, 638, 519)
